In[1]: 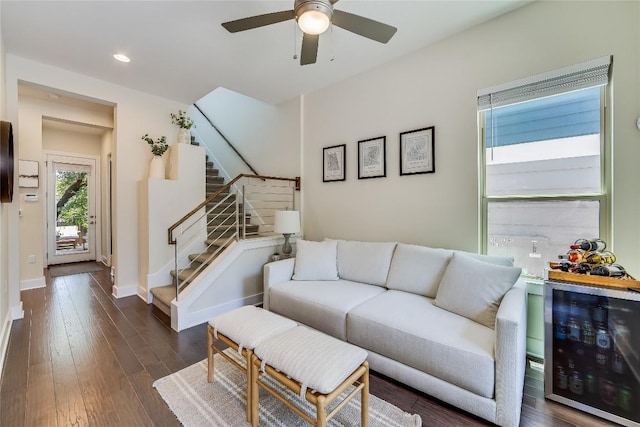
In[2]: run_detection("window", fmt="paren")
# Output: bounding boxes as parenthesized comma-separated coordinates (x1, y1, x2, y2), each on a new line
(478, 57, 611, 280)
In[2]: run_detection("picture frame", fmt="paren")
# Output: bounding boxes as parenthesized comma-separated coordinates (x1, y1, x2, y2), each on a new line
(18, 159, 39, 188)
(323, 144, 346, 182)
(358, 136, 386, 179)
(400, 126, 435, 176)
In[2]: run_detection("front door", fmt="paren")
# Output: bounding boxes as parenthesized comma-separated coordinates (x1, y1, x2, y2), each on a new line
(47, 154, 98, 265)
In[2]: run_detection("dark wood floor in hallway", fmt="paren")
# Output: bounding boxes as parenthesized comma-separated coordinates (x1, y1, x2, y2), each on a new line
(0, 262, 616, 426)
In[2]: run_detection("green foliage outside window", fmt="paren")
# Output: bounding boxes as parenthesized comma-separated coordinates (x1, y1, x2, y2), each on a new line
(56, 171, 88, 234)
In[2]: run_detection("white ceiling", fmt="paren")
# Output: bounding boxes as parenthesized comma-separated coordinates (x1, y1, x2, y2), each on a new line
(1, 1, 530, 105)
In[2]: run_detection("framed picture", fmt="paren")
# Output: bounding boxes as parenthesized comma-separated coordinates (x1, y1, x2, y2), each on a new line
(358, 136, 386, 179)
(18, 159, 39, 188)
(400, 126, 435, 176)
(323, 144, 346, 182)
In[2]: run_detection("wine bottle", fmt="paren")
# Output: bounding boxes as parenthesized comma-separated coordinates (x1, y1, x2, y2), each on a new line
(565, 249, 584, 263)
(590, 264, 626, 277)
(550, 260, 575, 272)
(570, 238, 606, 252)
(584, 251, 616, 264)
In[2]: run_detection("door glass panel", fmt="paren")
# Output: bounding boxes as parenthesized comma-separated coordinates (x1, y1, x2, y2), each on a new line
(54, 162, 90, 256)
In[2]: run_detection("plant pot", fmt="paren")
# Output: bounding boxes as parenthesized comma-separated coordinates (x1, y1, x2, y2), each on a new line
(149, 155, 165, 179)
(177, 128, 190, 144)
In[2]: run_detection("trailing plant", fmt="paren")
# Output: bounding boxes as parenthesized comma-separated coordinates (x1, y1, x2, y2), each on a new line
(170, 110, 194, 129)
(142, 134, 168, 156)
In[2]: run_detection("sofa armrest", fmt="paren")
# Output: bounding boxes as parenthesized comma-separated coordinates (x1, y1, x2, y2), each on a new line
(494, 279, 528, 427)
(263, 258, 295, 310)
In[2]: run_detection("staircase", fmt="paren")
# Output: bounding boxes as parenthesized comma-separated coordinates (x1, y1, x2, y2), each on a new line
(150, 141, 259, 317)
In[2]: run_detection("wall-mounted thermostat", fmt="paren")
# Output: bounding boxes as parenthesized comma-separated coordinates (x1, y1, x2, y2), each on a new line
(24, 194, 38, 202)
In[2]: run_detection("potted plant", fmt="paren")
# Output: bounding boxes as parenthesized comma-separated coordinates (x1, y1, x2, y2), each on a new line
(142, 134, 168, 179)
(171, 110, 194, 144)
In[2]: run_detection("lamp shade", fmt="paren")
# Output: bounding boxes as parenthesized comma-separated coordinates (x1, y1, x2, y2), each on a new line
(274, 210, 301, 234)
(296, 0, 332, 35)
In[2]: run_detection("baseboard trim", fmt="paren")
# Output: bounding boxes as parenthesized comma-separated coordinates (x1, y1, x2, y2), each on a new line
(100, 255, 111, 267)
(111, 284, 137, 299)
(20, 276, 46, 291)
(0, 310, 12, 380)
(10, 302, 24, 320)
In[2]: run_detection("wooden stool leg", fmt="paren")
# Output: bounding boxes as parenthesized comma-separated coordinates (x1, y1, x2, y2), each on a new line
(361, 361, 369, 427)
(251, 355, 260, 427)
(316, 395, 327, 427)
(245, 350, 253, 422)
(207, 325, 214, 383)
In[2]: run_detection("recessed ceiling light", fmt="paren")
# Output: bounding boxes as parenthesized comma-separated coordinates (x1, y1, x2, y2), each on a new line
(113, 53, 131, 63)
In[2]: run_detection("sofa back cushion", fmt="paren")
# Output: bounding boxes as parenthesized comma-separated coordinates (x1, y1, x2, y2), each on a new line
(457, 251, 514, 267)
(335, 240, 397, 286)
(386, 243, 452, 298)
(292, 240, 339, 281)
(434, 252, 522, 328)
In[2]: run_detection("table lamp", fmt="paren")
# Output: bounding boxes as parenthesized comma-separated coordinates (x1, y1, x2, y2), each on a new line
(274, 210, 300, 258)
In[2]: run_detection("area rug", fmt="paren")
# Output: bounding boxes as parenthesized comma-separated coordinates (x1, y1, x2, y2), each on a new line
(154, 349, 422, 427)
(49, 261, 105, 277)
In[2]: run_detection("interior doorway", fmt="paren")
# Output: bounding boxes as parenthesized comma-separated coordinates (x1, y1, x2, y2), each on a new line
(47, 154, 99, 265)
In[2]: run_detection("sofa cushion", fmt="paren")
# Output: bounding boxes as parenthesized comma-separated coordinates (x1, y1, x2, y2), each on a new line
(386, 243, 452, 298)
(334, 240, 397, 287)
(457, 251, 514, 267)
(347, 290, 496, 398)
(434, 252, 521, 328)
(269, 280, 386, 340)
(292, 239, 338, 281)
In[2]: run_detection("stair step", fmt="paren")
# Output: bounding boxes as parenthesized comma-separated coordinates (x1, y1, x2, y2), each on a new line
(208, 193, 236, 203)
(169, 268, 202, 286)
(188, 252, 218, 265)
(150, 285, 176, 316)
(208, 214, 250, 226)
(206, 168, 220, 176)
(207, 223, 258, 235)
(207, 202, 243, 213)
(206, 161, 214, 169)
(206, 176, 225, 184)
(206, 184, 229, 194)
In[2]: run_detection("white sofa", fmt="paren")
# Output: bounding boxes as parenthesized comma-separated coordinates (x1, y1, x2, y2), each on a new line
(263, 239, 527, 427)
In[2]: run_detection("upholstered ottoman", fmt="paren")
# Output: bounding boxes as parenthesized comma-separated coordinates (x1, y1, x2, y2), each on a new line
(207, 305, 297, 421)
(250, 326, 369, 427)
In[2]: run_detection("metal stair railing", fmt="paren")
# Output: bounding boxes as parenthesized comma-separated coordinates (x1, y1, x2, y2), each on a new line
(168, 174, 299, 300)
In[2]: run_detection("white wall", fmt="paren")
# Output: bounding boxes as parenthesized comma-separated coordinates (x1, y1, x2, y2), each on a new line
(5, 55, 189, 300)
(137, 143, 205, 298)
(100, 130, 112, 265)
(193, 87, 301, 180)
(302, 1, 640, 276)
(17, 96, 110, 285)
(0, 2, 15, 375)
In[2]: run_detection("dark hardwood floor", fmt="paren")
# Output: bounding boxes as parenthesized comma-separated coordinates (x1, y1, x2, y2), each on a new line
(0, 262, 617, 426)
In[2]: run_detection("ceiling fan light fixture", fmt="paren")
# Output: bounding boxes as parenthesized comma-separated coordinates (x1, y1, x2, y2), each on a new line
(295, 0, 332, 35)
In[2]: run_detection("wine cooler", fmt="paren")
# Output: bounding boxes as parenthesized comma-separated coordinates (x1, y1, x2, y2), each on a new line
(545, 280, 640, 426)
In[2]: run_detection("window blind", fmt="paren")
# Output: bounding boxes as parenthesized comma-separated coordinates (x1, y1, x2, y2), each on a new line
(477, 55, 611, 111)
(55, 162, 92, 174)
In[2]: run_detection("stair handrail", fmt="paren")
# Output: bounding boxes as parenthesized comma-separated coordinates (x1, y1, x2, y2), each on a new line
(193, 103, 261, 177)
(168, 173, 299, 244)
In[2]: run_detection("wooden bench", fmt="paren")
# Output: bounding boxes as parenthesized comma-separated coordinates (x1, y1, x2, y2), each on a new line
(207, 306, 297, 421)
(251, 326, 369, 427)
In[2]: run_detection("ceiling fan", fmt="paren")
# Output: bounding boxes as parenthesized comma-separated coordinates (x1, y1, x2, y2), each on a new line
(221, 0, 397, 66)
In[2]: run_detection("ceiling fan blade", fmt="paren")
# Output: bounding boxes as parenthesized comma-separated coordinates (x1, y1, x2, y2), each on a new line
(300, 33, 319, 65)
(332, 9, 397, 44)
(222, 10, 295, 33)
